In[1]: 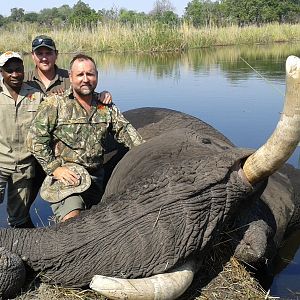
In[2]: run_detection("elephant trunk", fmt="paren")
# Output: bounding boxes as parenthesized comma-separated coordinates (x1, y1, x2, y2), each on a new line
(90, 260, 196, 300)
(243, 55, 300, 185)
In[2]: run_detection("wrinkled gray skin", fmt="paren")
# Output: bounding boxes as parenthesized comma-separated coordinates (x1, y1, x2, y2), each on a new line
(0, 107, 299, 298)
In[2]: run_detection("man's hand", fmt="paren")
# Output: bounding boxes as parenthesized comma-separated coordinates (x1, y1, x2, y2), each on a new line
(53, 166, 80, 186)
(99, 90, 112, 104)
(49, 88, 65, 96)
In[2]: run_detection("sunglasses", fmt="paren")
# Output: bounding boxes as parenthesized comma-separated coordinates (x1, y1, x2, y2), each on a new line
(32, 38, 55, 49)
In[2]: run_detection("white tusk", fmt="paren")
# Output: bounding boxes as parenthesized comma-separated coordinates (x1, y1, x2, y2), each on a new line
(90, 260, 196, 300)
(243, 55, 300, 184)
(286, 55, 300, 79)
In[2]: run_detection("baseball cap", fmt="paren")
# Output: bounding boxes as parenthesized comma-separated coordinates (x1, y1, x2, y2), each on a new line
(0, 51, 22, 67)
(32, 35, 56, 51)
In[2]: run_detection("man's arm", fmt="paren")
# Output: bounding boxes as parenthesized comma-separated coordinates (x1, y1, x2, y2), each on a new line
(27, 96, 63, 175)
(110, 105, 145, 149)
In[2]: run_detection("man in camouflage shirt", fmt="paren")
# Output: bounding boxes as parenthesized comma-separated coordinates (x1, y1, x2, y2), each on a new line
(27, 53, 144, 222)
(0, 51, 44, 228)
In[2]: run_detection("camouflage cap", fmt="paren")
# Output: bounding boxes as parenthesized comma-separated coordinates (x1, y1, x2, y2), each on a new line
(40, 163, 91, 203)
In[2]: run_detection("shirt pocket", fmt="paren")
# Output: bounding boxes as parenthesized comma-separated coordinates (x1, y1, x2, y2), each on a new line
(56, 118, 87, 149)
(26, 103, 40, 112)
(18, 103, 39, 135)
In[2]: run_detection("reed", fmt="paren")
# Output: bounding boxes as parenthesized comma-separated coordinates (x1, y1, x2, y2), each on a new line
(1, 22, 300, 54)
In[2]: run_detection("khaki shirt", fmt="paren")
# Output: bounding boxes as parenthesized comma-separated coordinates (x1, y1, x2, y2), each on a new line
(27, 88, 144, 175)
(24, 65, 70, 96)
(0, 80, 44, 172)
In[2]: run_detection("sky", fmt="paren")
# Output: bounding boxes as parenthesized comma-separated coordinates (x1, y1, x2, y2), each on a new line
(2, 0, 189, 17)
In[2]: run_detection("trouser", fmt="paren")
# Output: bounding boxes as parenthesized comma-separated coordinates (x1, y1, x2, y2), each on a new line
(51, 168, 105, 221)
(0, 166, 35, 227)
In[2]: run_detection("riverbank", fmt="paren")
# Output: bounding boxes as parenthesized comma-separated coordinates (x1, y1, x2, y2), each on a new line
(1, 22, 300, 54)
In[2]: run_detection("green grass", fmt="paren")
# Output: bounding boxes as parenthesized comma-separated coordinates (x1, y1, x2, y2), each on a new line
(1, 22, 300, 54)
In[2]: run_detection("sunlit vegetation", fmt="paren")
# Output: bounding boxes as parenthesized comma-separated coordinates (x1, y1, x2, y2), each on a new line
(0, 0, 299, 53)
(1, 21, 300, 54)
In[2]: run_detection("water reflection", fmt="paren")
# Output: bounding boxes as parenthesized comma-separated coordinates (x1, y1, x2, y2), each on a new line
(21, 42, 300, 80)
(2, 42, 300, 297)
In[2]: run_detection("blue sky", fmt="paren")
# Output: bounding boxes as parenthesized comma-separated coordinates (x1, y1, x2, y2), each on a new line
(2, 0, 189, 17)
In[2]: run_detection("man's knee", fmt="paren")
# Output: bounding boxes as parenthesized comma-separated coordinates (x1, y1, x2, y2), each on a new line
(51, 195, 84, 222)
(61, 209, 81, 222)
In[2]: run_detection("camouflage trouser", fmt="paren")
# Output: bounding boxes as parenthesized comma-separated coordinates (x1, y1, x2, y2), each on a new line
(0, 166, 35, 227)
(51, 168, 104, 221)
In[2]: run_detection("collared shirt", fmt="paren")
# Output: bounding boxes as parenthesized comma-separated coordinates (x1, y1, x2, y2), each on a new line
(27, 88, 144, 175)
(0, 80, 44, 172)
(24, 65, 70, 96)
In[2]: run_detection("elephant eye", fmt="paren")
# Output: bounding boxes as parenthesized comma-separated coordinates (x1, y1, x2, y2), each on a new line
(202, 138, 211, 144)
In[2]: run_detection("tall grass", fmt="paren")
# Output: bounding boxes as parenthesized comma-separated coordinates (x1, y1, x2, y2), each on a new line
(1, 22, 300, 54)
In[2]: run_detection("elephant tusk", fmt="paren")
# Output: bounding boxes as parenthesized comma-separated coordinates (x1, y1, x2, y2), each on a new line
(89, 259, 196, 300)
(243, 55, 300, 185)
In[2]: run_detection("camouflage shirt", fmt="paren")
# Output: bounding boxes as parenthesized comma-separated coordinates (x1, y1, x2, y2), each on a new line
(27, 88, 144, 175)
(0, 80, 44, 172)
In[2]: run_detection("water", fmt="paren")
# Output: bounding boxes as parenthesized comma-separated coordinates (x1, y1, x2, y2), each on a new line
(2, 43, 300, 297)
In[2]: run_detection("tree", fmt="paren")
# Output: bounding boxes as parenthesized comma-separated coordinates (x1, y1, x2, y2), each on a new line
(0, 14, 7, 27)
(23, 12, 39, 23)
(150, 0, 175, 15)
(184, 0, 221, 27)
(98, 7, 119, 21)
(9, 8, 25, 22)
(150, 0, 180, 25)
(69, 1, 101, 26)
(220, 0, 300, 25)
(119, 9, 149, 25)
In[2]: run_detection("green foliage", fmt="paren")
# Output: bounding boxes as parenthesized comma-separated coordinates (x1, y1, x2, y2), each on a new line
(119, 9, 149, 25)
(23, 12, 39, 23)
(0, 0, 299, 29)
(220, 0, 300, 25)
(152, 10, 180, 25)
(9, 8, 25, 22)
(0, 15, 7, 26)
(151, 0, 175, 15)
(149, 0, 180, 25)
(184, 0, 223, 27)
(69, 1, 101, 26)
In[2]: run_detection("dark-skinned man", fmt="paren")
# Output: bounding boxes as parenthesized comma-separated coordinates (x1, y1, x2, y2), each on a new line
(0, 51, 44, 228)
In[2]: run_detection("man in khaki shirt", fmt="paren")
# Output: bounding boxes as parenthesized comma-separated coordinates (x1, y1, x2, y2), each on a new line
(0, 51, 44, 228)
(24, 35, 113, 197)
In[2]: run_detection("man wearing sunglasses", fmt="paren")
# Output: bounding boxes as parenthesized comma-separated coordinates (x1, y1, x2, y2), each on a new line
(0, 51, 44, 228)
(25, 35, 69, 96)
(26, 35, 112, 104)
(25, 35, 113, 206)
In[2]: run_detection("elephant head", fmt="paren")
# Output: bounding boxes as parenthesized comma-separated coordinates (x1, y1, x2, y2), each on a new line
(0, 56, 300, 300)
